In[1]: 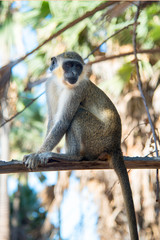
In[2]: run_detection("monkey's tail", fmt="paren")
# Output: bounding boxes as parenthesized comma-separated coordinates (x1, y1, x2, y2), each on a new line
(111, 150, 139, 240)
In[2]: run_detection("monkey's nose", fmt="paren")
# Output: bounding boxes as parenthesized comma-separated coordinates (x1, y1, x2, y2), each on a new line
(72, 70, 77, 77)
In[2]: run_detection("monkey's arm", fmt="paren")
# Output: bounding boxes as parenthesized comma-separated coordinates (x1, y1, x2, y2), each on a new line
(40, 86, 85, 151)
(45, 77, 57, 135)
(23, 87, 85, 169)
(40, 119, 72, 152)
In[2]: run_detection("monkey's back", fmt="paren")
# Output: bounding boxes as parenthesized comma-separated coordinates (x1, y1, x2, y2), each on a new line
(81, 80, 122, 150)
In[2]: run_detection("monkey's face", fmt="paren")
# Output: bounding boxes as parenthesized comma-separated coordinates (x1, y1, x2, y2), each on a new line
(62, 60, 83, 84)
(50, 53, 84, 86)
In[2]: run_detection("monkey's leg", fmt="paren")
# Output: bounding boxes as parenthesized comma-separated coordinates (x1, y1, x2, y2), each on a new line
(67, 108, 139, 239)
(111, 151, 139, 240)
(23, 110, 86, 169)
(65, 107, 110, 158)
(65, 121, 82, 155)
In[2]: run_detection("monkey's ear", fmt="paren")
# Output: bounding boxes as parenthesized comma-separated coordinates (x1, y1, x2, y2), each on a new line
(51, 57, 57, 63)
(50, 57, 57, 71)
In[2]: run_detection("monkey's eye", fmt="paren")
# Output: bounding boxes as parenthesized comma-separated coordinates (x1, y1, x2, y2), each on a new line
(75, 63, 82, 73)
(65, 61, 74, 68)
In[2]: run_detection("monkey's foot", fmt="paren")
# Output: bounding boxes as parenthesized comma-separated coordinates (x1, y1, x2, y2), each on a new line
(98, 152, 111, 161)
(23, 153, 48, 170)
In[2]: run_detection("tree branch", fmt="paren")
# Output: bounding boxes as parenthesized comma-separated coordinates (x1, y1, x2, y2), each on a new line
(84, 22, 136, 61)
(132, 2, 160, 201)
(1, 153, 160, 174)
(24, 77, 48, 91)
(0, 91, 45, 128)
(89, 48, 160, 65)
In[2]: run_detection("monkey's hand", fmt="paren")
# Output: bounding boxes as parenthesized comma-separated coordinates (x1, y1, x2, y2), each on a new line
(23, 153, 48, 170)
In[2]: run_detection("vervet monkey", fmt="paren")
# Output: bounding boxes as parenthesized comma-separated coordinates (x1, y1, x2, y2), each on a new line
(23, 51, 139, 240)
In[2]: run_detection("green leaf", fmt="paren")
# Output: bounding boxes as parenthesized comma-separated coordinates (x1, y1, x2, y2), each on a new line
(149, 25, 160, 42)
(118, 62, 134, 83)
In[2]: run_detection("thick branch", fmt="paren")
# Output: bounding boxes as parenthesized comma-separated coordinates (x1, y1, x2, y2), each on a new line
(1, 153, 160, 174)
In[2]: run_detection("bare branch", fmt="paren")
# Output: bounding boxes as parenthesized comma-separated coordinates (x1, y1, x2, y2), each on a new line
(122, 121, 147, 143)
(24, 77, 48, 91)
(84, 22, 136, 61)
(89, 48, 160, 65)
(132, 2, 160, 201)
(1, 153, 160, 174)
(0, 91, 45, 128)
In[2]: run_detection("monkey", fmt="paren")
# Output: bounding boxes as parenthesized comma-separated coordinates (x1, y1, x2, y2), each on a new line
(23, 51, 139, 240)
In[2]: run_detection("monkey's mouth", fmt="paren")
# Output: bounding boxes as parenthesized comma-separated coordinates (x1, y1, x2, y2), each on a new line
(66, 77, 78, 84)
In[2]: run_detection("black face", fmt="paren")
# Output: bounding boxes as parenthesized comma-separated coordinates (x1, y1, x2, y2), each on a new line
(62, 60, 83, 84)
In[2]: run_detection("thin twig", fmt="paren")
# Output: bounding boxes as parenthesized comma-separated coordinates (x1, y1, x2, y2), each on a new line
(132, 2, 159, 202)
(0, 91, 45, 128)
(84, 22, 136, 61)
(122, 122, 147, 143)
(24, 77, 48, 91)
(145, 150, 160, 158)
(89, 48, 160, 65)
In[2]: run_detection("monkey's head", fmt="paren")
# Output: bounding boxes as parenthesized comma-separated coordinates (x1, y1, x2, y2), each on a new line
(50, 51, 84, 86)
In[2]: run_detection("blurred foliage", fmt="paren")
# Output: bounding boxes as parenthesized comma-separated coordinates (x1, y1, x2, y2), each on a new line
(10, 184, 47, 240)
(0, 1, 14, 47)
(118, 62, 135, 84)
(104, 62, 136, 96)
(10, 91, 45, 158)
(105, 3, 160, 94)
(22, 1, 104, 66)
